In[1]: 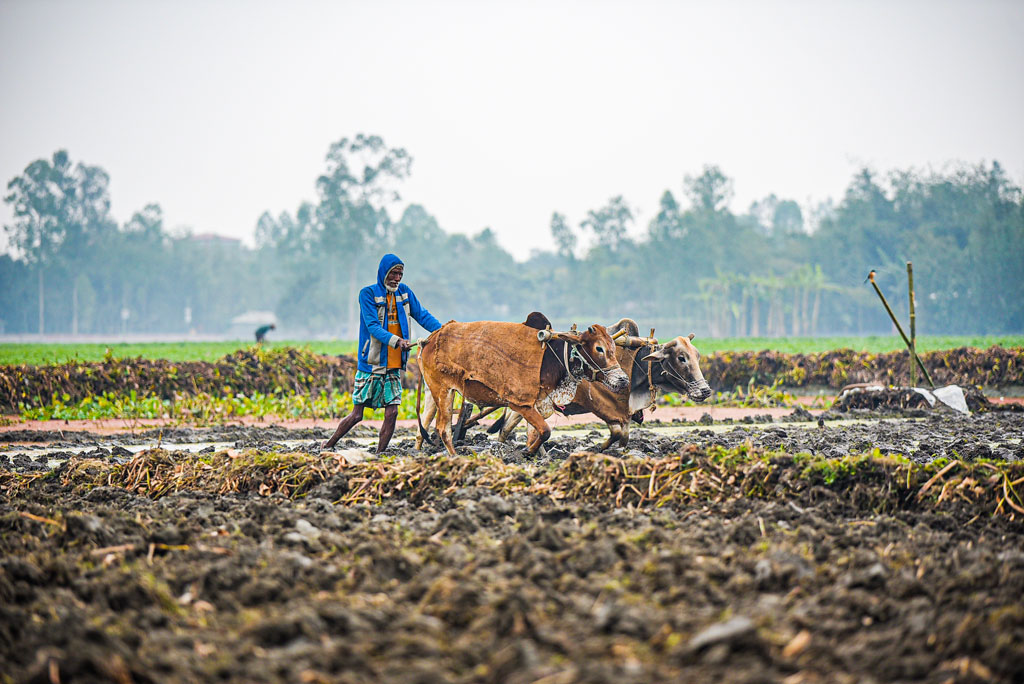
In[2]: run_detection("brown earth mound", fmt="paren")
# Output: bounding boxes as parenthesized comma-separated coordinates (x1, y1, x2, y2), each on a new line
(704, 345, 1024, 391)
(831, 385, 1001, 413)
(0, 347, 358, 413)
(3, 346, 1022, 414)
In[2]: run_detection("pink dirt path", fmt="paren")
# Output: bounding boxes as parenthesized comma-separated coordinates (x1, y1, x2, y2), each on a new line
(4, 397, 1020, 438)
(0, 404, 822, 437)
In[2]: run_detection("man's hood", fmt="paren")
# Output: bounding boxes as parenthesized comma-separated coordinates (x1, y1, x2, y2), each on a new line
(376, 254, 404, 290)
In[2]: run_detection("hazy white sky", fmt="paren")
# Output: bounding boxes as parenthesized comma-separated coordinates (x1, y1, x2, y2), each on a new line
(2, 0, 1022, 260)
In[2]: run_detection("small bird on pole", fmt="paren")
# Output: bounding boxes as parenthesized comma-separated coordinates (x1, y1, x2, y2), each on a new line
(864, 270, 876, 284)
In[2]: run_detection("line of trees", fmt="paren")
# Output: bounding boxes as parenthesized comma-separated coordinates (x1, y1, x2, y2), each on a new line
(3, 137, 1022, 338)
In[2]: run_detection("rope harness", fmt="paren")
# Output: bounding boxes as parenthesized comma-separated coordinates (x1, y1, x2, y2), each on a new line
(655, 357, 708, 400)
(545, 339, 612, 383)
(633, 337, 702, 412)
(540, 338, 622, 414)
(628, 344, 659, 413)
(647, 355, 657, 412)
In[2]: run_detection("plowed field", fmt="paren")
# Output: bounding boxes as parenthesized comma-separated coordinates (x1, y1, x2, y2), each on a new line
(2, 406, 1023, 683)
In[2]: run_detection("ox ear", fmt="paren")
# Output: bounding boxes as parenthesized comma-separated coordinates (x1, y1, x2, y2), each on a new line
(688, 333, 695, 341)
(524, 311, 551, 330)
(587, 325, 596, 335)
(640, 346, 670, 363)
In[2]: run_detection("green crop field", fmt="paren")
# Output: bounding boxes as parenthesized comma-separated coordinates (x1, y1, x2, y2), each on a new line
(0, 335, 1021, 366)
(0, 341, 358, 366)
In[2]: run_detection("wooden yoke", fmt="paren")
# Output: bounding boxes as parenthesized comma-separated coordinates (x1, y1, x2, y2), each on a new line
(614, 335, 650, 348)
(614, 327, 658, 349)
(537, 329, 582, 344)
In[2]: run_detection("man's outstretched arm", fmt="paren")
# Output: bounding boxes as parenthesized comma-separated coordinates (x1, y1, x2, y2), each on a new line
(406, 289, 442, 332)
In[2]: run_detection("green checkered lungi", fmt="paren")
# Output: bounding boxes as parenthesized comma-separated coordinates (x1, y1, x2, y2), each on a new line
(352, 369, 403, 408)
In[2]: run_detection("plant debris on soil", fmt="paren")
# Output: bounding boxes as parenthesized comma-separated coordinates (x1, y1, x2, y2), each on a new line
(2, 408, 1023, 683)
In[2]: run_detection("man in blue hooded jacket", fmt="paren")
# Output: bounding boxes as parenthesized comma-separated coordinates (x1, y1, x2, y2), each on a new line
(323, 254, 442, 453)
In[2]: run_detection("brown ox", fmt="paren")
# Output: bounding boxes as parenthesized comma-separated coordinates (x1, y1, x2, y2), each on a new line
(494, 318, 712, 451)
(418, 317, 628, 455)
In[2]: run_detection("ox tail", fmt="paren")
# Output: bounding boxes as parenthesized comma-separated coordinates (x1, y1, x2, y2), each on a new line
(487, 408, 508, 434)
(417, 424, 432, 446)
(453, 401, 471, 444)
(415, 359, 431, 446)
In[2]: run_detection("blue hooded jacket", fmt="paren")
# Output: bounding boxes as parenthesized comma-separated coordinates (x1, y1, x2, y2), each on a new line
(357, 254, 442, 374)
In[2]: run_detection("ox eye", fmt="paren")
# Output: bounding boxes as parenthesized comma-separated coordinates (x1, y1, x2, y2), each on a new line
(596, 346, 605, 354)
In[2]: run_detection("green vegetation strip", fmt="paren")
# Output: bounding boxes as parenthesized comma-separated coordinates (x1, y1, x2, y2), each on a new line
(16, 388, 423, 423)
(5, 446, 1022, 519)
(14, 383, 787, 423)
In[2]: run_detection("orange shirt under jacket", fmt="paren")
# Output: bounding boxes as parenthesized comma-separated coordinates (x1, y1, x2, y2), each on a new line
(386, 293, 402, 368)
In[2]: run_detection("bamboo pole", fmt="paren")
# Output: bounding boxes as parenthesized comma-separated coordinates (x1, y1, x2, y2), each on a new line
(867, 271, 935, 388)
(907, 262, 917, 387)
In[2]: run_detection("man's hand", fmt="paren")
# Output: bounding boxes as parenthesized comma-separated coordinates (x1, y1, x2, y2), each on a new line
(397, 338, 414, 350)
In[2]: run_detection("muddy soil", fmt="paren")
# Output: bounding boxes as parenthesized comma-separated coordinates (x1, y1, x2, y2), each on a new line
(406, 408, 1024, 468)
(2, 410, 1023, 683)
(5, 406, 1021, 471)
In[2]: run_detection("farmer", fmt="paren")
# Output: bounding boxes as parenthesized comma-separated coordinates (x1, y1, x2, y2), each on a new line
(254, 323, 275, 343)
(323, 254, 442, 453)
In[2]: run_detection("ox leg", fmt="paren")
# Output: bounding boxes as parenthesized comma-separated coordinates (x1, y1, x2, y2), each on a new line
(514, 406, 551, 455)
(523, 426, 548, 459)
(415, 387, 438, 451)
(598, 422, 629, 452)
(598, 425, 620, 452)
(498, 410, 524, 443)
(435, 388, 457, 456)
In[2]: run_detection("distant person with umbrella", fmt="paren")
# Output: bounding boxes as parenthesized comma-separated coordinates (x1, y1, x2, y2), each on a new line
(255, 323, 275, 343)
(323, 253, 442, 453)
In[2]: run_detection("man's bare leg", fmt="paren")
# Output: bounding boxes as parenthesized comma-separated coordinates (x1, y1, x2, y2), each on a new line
(323, 404, 365, 449)
(376, 404, 399, 453)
